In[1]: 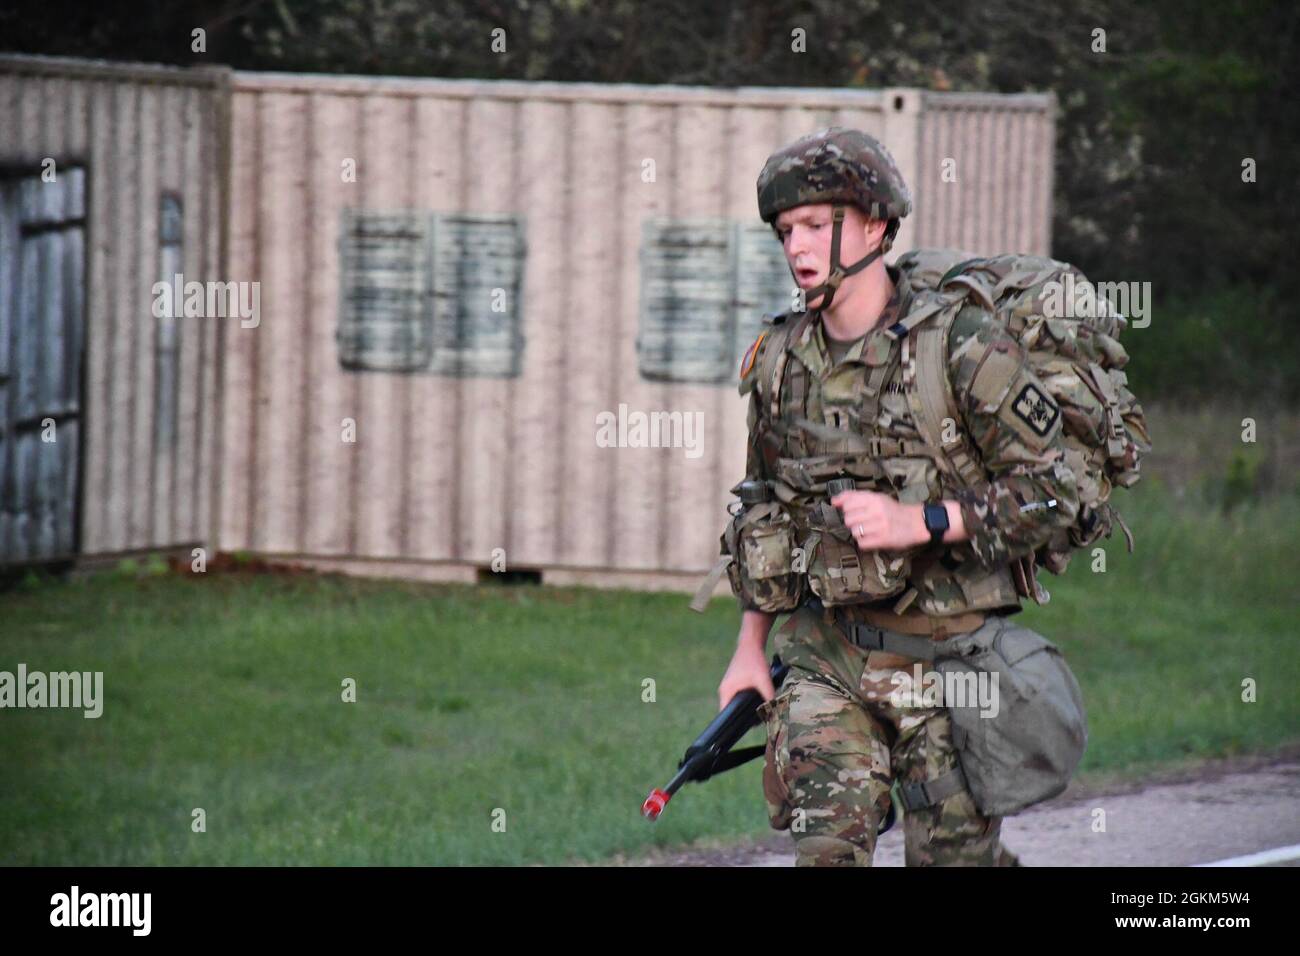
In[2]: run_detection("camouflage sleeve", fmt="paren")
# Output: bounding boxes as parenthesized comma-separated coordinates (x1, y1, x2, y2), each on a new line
(731, 390, 769, 613)
(946, 306, 1080, 567)
(742, 384, 766, 483)
(737, 330, 771, 483)
(726, 334, 772, 612)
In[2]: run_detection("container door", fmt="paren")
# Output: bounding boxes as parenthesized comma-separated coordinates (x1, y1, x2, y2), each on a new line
(0, 165, 85, 566)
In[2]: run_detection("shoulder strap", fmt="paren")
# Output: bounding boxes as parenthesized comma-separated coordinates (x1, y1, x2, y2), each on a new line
(857, 354, 898, 426)
(758, 310, 815, 420)
(904, 296, 985, 489)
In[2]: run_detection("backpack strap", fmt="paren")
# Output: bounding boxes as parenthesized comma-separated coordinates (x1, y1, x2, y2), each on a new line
(857, 356, 898, 428)
(905, 292, 1054, 605)
(1088, 360, 1132, 461)
(903, 294, 985, 489)
(884, 294, 949, 339)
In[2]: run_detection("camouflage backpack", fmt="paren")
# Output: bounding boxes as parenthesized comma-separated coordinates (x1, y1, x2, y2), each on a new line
(895, 249, 1151, 580)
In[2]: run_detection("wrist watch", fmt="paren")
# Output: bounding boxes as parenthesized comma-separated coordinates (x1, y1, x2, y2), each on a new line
(922, 501, 949, 545)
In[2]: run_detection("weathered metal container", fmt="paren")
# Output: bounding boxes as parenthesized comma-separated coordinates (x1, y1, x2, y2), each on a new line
(1, 56, 1057, 594)
(0, 55, 228, 566)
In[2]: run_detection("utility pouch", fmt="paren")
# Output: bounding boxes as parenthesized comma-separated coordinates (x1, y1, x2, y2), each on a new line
(931, 618, 1088, 816)
(801, 499, 909, 606)
(718, 487, 805, 613)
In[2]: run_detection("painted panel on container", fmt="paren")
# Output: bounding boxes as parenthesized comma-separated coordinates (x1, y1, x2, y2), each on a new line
(735, 223, 795, 356)
(337, 209, 525, 377)
(338, 209, 431, 372)
(155, 192, 182, 447)
(637, 219, 792, 384)
(429, 214, 525, 378)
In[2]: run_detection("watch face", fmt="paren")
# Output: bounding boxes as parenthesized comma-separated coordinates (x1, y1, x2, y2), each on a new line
(924, 503, 949, 536)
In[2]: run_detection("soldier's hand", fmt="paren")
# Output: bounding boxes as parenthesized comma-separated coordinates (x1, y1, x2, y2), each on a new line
(831, 489, 928, 552)
(717, 640, 776, 712)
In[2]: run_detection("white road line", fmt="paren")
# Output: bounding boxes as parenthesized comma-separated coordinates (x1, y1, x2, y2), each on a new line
(1195, 843, 1300, 867)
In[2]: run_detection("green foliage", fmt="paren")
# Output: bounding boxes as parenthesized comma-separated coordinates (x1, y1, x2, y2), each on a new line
(1217, 450, 1263, 513)
(113, 557, 140, 578)
(17, 569, 46, 591)
(1123, 284, 1298, 403)
(109, 554, 170, 578)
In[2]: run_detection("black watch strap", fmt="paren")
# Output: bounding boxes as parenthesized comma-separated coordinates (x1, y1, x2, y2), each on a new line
(923, 501, 949, 545)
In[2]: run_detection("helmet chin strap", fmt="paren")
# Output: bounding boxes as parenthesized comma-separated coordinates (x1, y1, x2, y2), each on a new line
(798, 205, 883, 313)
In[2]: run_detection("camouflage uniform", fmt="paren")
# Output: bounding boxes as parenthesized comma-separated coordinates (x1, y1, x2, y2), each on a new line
(726, 128, 1079, 866)
(759, 610, 1008, 866)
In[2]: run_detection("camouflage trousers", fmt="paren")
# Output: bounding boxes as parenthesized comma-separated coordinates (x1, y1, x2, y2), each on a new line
(758, 604, 1022, 867)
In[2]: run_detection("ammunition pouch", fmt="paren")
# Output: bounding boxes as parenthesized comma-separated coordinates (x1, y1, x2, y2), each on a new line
(798, 499, 910, 606)
(908, 553, 1026, 615)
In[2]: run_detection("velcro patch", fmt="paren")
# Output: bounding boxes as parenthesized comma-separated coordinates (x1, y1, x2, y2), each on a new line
(969, 346, 1022, 412)
(1011, 382, 1060, 437)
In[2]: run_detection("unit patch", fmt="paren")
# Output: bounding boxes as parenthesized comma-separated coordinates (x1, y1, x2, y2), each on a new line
(740, 332, 766, 380)
(1011, 382, 1060, 437)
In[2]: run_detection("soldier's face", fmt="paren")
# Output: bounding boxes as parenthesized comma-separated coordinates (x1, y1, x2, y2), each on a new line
(775, 203, 882, 307)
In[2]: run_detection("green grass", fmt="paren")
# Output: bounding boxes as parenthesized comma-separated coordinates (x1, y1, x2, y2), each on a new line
(1018, 485, 1300, 772)
(1, 484, 1297, 865)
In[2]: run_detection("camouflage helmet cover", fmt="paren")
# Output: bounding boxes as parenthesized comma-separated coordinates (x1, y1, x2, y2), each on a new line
(757, 127, 913, 228)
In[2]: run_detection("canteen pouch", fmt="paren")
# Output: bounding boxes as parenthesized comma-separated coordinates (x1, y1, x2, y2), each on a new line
(722, 500, 805, 613)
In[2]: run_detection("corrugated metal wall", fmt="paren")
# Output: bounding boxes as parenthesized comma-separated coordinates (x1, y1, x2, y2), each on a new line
(914, 91, 1055, 256)
(0, 57, 1054, 585)
(215, 74, 1056, 587)
(0, 56, 227, 564)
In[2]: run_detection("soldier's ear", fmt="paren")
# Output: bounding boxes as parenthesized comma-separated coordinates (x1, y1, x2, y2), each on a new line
(859, 213, 887, 252)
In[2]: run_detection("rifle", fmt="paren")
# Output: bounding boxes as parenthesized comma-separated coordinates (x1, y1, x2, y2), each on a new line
(642, 653, 898, 836)
(641, 656, 790, 821)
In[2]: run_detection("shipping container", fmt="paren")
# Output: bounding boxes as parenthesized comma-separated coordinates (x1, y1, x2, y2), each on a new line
(0, 55, 1056, 596)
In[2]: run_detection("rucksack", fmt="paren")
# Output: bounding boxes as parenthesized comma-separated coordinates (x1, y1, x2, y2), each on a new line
(895, 249, 1151, 580)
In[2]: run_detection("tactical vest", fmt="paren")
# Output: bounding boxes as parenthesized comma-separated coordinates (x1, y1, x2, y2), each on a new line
(693, 276, 1023, 617)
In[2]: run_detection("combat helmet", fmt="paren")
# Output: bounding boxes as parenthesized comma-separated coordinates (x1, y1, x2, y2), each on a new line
(757, 127, 912, 310)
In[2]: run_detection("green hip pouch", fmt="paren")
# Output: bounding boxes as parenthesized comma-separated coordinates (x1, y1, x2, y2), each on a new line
(927, 617, 1087, 816)
(822, 602, 1087, 817)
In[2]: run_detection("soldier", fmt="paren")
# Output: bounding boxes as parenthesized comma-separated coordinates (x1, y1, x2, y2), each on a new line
(713, 128, 1081, 866)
